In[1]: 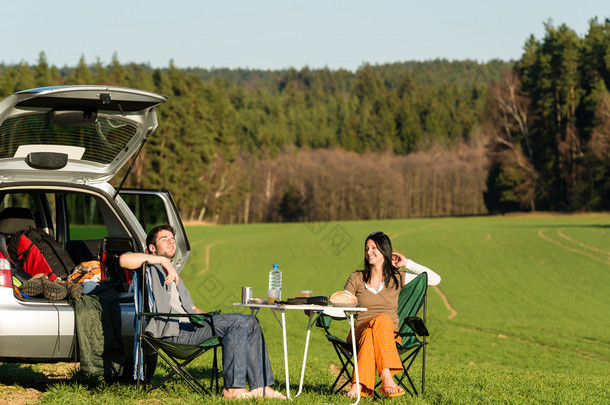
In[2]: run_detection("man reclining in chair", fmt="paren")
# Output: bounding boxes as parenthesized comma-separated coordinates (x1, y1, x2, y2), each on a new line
(119, 225, 286, 400)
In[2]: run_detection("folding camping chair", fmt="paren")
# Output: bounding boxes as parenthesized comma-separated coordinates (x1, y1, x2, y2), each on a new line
(134, 263, 223, 397)
(393, 272, 429, 395)
(316, 272, 429, 396)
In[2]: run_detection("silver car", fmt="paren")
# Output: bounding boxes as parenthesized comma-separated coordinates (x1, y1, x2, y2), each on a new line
(0, 86, 190, 369)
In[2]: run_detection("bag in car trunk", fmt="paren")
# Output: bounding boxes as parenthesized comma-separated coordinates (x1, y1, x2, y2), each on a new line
(7, 227, 75, 282)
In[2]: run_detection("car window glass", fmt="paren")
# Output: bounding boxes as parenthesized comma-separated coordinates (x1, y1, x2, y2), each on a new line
(0, 193, 35, 212)
(0, 114, 136, 164)
(120, 194, 170, 235)
(0, 193, 43, 226)
(65, 193, 107, 239)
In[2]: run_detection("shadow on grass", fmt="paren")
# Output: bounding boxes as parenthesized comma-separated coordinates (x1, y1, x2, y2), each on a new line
(0, 363, 87, 391)
(137, 361, 223, 394)
(0, 362, 142, 393)
(147, 362, 338, 398)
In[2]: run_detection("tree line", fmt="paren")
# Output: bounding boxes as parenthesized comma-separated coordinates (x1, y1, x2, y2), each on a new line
(1, 18, 608, 223)
(486, 18, 610, 212)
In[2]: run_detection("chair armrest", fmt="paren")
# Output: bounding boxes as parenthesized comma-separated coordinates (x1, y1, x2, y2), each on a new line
(315, 313, 333, 328)
(142, 311, 221, 332)
(142, 312, 192, 318)
(202, 309, 222, 316)
(403, 316, 429, 337)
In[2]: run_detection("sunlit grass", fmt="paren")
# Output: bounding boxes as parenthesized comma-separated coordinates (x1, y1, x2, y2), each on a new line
(1, 214, 609, 403)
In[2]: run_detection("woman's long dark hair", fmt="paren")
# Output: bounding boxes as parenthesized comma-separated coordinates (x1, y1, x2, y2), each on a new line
(362, 232, 401, 290)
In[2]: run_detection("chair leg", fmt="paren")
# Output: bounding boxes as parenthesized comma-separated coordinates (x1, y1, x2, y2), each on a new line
(156, 352, 208, 396)
(146, 344, 210, 397)
(422, 341, 426, 395)
(394, 346, 423, 396)
(330, 344, 354, 393)
(332, 364, 352, 393)
(211, 346, 220, 393)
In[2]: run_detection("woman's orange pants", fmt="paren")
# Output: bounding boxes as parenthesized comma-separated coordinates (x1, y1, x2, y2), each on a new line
(347, 314, 402, 392)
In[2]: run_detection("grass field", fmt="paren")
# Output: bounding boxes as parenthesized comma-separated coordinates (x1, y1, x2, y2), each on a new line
(1, 213, 609, 404)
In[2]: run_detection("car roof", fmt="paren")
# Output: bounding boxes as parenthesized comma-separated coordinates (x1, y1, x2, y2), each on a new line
(0, 85, 166, 184)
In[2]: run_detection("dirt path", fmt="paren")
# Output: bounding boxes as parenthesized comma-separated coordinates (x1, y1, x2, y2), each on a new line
(433, 285, 458, 319)
(201, 241, 221, 274)
(538, 229, 610, 265)
(557, 228, 610, 256)
(181, 241, 223, 282)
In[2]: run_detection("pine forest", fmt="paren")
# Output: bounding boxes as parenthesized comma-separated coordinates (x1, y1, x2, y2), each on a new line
(1, 19, 609, 224)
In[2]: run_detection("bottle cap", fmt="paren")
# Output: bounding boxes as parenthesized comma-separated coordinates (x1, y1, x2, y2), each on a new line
(273, 264, 278, 268)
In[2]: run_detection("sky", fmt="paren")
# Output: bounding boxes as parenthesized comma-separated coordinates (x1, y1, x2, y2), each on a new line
(1, 0, 608, 72)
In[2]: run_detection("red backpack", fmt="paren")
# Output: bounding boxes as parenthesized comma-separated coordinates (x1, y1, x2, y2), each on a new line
(7, 227, 75, 283)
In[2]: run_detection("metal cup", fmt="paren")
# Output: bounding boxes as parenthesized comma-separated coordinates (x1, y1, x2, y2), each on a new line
(241, 287, 253, 304)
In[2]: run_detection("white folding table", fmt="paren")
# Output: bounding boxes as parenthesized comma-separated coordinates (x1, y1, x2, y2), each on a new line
(233, 302, 367, 404)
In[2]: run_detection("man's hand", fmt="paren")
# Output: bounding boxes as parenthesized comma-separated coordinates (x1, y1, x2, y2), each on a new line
(159, 256, 179, 285)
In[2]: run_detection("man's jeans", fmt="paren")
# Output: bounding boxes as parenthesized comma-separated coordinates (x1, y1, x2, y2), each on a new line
(162, 313, 274, 389)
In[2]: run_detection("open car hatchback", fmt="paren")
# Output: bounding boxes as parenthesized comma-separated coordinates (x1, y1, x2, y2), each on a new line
(0, 85, 190, 370)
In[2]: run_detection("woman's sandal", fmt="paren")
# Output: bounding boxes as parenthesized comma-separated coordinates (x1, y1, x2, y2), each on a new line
(344, 388, 373, 398)
(377, 385, 405, 398)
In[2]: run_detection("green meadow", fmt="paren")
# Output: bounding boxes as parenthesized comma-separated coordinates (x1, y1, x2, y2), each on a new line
(4, 214, 610, 404)
(179, 213, 610, 403)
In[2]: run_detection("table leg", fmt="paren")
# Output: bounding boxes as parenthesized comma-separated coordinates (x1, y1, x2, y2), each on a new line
(295, 311, 315, 397)
(280, 310, 291, 400)
(269, 308, 291, 399)
(347, 312, 361, 405)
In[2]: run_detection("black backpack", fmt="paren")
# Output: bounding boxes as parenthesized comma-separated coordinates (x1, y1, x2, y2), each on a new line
(7, 227, 75, 282)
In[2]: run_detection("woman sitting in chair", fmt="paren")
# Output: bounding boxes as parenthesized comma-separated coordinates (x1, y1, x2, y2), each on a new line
(342, 231, 440, 398)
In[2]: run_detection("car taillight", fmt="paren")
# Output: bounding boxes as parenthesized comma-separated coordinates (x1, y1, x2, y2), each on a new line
(0, 267, 13, 288)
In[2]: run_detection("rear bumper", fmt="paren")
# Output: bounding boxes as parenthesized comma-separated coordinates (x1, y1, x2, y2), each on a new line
(0, 288, 136, 362)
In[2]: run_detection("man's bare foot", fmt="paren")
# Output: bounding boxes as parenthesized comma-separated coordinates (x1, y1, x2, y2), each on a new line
(250, 386, 287, 400)
(223, 387, 253, 399)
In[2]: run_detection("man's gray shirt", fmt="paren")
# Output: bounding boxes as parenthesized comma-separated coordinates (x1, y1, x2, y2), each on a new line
(144, 264, 197, 338)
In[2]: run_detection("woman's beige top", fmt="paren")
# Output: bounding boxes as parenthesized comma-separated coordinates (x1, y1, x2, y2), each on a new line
(344, 270, 406, 330)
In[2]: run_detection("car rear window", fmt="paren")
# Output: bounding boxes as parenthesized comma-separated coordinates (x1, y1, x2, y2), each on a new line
(0, 114, 137, 164)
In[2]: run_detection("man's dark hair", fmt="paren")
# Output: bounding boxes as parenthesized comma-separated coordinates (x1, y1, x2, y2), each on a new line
(146, 224, 176, 248)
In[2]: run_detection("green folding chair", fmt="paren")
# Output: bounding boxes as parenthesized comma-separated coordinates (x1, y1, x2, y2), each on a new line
(392, 271, 429, 396)
(134, 264, 222, 397)
(316, 272, 429, 396)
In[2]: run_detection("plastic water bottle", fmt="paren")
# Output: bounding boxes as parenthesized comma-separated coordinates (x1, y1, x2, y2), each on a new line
(268, 264, 282, 300)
